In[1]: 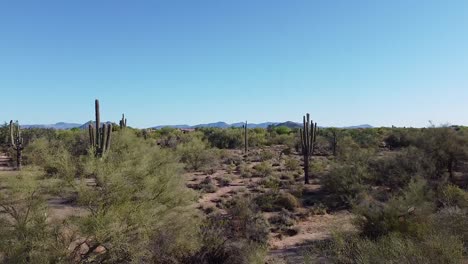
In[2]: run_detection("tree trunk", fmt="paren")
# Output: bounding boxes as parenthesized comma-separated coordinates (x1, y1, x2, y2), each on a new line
(304, 155, 310, 184)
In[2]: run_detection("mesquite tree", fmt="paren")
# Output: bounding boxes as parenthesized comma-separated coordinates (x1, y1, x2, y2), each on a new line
(9, 120, 24, 170)
(299, 113, 317, 184)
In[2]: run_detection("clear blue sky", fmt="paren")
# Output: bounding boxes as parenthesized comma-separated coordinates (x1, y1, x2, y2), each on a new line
(1, 0, 467, 128)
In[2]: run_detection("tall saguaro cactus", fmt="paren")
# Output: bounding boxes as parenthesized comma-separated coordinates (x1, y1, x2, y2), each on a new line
(119, 114, 127, 129)
(329, 128, 339, 156)
(299, 113, 318, 184)
(9, 120, 24, 170)
(88, 99, 112, 156)
(243, 121, 248, 153)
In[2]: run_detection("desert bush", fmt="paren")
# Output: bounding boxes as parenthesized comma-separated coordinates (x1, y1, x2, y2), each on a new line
(322, 163, 370, 207)
(238, 162, 253, 178)
(383, 128, 415, 149)
(309, 202, 328, 215)
(199, 177, 219, 193)
(253, 161, 274, 177)
(437, 184, 468, 208)
(186, 197, 268, 264)
(431, 207, 468, 251)
(200, 127, 244, 149)
(327, 231, 464, 264)
(260, 175, 281, 189)
(414, 127, 467, 180)
(259, 149, 275, 161)
(274, 126, 292, 135)
(284, 157, 300, 172)
(255, 191, 299, 212)
(268, 209, 296, 232)
(309, 158, 327, 175)
(335, 136, 360, 160)
(177, 138, 219, 171)
(23, 138, 76, 180)
(0, 170, 69, 263)
(76, 131, 201, 262)
(216, 175, 233, 187)
(288, 183, 304, 198)
(369, 147, 434, 189)
(353, 179, 435, 239)
(347, 128, 382, 148)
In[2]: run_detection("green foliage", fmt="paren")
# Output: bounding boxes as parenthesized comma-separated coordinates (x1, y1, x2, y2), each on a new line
(255, 191, 299, 212)
(76, 131, 201, 262)
(253, 161, 274, 177)
(259, 149, 275, 161)
(369, 147, 435, 189)
(346, 128, 382, 148)
(23, 138, 76, 180)
(437, 184, 468, 208)
(200, 127, 244, 149)
(177, 138, 219, 171)
(284, 157, 300, 172)
(186, 197, 268, 264)
(327, 231, 464, 264)
(274, 126, 292, 135)
(0, 170, 69, 263)
(354, 179, 435, 239)
(414, 127, 468, 180)
(323, 152, 372, 207)
(238, 162, 253, 178)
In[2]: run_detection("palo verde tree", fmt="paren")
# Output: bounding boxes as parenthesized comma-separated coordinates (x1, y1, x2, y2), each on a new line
(9, 120, 24, 170)
(299, 113, 317, 184)
(88, 99, 112, 157)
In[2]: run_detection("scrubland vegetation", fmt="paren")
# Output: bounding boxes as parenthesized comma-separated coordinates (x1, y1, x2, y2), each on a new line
(0, 111, 467, 263)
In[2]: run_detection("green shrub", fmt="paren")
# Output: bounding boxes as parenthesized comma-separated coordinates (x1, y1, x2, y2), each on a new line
(259, 149, 275, 161)
(77, 131, 201, 262)
(255, 191, 299, 212)
(23, 138, 76, 180)
(322, 163, 369, 207)
(177, 138, 219, 171)
(438, 184, 468, 208)
(237, 163, 253, 178)
(186, 197, 268, 264)
(327, 232, 464, 264)
(260, 175, 280, 189)
(274, 126, 292, 135)
(0, 170, 69, 263)
(353, 179, 435, 239)
(253, 162, 273, 177)
(199, 177, 219, 193)
(284, 157, 300, 172)
(268, 209, 296, 232)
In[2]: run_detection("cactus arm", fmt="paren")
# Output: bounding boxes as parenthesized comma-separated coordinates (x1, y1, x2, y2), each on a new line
(105, 124, 112, 152)
(95, 99, 100, 148)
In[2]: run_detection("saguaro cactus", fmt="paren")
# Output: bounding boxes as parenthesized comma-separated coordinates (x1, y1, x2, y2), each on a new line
(299, 113, 317, 184)
(88, 99, 112, 156)
(9, 120, 24, 170)
(329, 128, 339, 156)
(119, 114, 127, 129)
(243, 121, 248, 153)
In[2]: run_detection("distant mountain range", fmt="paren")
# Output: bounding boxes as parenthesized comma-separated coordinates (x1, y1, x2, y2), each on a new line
(152, 122, 373, 129)
(22, 122, 82, 130)
(152, 122, 277, 129)
(19, 121, 373, 130)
